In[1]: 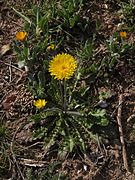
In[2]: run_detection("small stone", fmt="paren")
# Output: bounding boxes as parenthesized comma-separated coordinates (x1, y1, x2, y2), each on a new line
(83, 165, 87, 171)
(97, 100, 108, 108)
(4, 75, 9, 80)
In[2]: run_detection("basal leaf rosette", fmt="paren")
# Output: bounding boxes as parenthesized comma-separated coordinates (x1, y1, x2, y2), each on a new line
(49, 53, 77, 80)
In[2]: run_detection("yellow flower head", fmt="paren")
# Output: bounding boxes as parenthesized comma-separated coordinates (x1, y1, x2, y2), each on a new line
(49, 53, 77, 80)
(16, 31, 27, 41)
(120, 31, 127, 38)
(47, 44, 55, 50)
(34, 99, 47, 109)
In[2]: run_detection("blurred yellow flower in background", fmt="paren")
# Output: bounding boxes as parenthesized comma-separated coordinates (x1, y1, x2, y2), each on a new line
(16, 31, 27, 41)
(34, 99, 47, 109)
(49, 53, 77, 80)
(120, 31, 127, 38)
(47, 44, 55, 50)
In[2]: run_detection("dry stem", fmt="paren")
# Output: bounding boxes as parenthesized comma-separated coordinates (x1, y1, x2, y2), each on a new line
(117, 94, 129, 172)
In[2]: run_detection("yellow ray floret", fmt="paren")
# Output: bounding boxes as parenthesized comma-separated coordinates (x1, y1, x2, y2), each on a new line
(49, 53, 77, 80)
(16, 31, 27, 41)
(34, 99, 47, 109)
(47, 44, 55, 50)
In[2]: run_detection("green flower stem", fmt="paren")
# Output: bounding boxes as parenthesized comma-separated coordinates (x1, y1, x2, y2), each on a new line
(59, 80, 67, 111)
(63, 79, 67, 111)
(59, 80, 64, 110)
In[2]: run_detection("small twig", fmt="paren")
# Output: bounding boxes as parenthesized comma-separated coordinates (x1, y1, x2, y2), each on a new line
(3, 62, 25, 73)
(18, 158, 48, 167)
(80, 153, 95, 168)
(110, 101, 123, 118)
(127, 114, 135, 123)
(97, 135, 104, 156)
(7, 14, 23, 27)
(10, 126, 25, 180)
(93, 157, 110, 178)
(117, 94, 129, 172)
(22, 142, 44, 150)
(9, 61, 12, 82)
